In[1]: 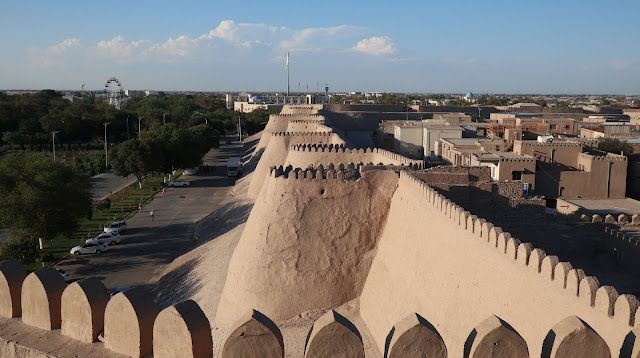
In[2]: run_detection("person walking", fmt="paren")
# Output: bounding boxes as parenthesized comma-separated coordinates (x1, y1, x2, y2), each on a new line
(150, 210, 155, 222)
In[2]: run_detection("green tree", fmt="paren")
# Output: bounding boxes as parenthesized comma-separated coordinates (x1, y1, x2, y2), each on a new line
(598, 138, 633, 155)
(0, 152, 92, 243)
(111, 124, 218, 184)
(377, 93, 399, 105)
(110, 138, 151, 187)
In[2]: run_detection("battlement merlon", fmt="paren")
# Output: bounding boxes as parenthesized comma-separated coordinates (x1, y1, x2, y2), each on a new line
(287, 144, 423, 169)
(271, 131, 334, 137)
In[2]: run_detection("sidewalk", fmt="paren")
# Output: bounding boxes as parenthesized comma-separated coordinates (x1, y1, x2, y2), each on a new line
(90, 171, 137, 201)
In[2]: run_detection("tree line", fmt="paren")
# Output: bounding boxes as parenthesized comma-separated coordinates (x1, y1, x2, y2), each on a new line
(111, 124, 217, 187)
(0, 90, 271, 147)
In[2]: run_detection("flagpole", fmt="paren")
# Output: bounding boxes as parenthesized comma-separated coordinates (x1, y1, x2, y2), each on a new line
(286, 51, 290, 96)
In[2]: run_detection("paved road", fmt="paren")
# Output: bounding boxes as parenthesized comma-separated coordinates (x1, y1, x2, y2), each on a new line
(90, 171, 137, 201)
(56, 143, 242, 289)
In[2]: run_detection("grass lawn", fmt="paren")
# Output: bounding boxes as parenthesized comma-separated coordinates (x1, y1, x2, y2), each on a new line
(27, 175, 167, 271)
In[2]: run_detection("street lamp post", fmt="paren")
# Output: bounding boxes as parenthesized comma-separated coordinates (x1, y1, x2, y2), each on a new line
(103, 122, 110, 169)
(51, 131, 60, 162)
(126, 115, 130, 139)
(163, 113, 166, 125)
(138, 116, 142, 136)
(238, 115, 242, 142)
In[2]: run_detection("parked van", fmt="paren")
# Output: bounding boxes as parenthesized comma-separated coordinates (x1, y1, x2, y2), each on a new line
(226, 157, 242, 177)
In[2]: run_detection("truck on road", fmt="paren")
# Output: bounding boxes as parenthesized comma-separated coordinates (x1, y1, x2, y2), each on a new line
(226, 157, 242, 177)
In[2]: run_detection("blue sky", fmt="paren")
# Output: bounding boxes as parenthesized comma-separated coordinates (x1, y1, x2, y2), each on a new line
(1, 0, 639, 94)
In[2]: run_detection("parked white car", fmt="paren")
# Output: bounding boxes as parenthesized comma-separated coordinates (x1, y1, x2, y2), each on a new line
(86, 232, 121, 246)
(168, 180, 190, 187)
(70, 242, 109, 255)
(104, 220, 127, 234)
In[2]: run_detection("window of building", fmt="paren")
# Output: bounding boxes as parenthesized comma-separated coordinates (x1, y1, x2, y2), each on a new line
(512, 171, 523, 180)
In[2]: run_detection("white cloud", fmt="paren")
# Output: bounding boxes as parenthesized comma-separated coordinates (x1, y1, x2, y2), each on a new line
(353, 36, 397, 55)
(146, 35, 199, 61)
(277, 25, 363, 52)
(200, 20, 281, 47)
(50, 38, 80, 52)
(29, 38, 81, 66)
(95, 36, 145, 59)
(33, 20, 391, 66)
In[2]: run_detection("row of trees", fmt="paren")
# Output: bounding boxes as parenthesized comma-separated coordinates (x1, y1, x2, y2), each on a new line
(110, 124, 218, 186)
(0, 90, 270, 148)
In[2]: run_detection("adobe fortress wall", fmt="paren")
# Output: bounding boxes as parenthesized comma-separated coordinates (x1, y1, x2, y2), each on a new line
(285, 144, 423, 170)
(280, 104, 323, 115)
(247, 131, 346, 199)
(217, 167, 399, 326)
(360, 171, 640, 356)
(253, 114, 292, 153)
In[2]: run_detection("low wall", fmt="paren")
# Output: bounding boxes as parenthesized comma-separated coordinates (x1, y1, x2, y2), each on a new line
(360, 171, 640, 356)
(280, 105, 323, 115)
(285, 144, 423, 170)
(247, 131, 346, 199)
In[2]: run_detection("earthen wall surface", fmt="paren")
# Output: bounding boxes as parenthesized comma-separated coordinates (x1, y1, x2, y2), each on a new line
(217, 169, 399, 325)
(360, 172, 637, 356)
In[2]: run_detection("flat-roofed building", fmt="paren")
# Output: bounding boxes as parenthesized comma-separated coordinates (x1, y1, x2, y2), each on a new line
(624, 109, 640, 125)
(423, 124, 463, 157)
(432, 112, 472, 123)
(435, 138, 507, 166)
(393, 121, 463, 159)
(469, 151, 536, 190)
(393, 123, 424, 159)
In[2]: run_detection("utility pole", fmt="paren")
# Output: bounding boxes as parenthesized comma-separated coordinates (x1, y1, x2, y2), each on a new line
(238, 115, 242, 142)
(126, 115, 130, 139)
(138, 117, 142, 136)
(103, 122, 110, 169)
(51, 131, 60, 162)
(406, 103, 409, 121)
(163, 113, 166, 125)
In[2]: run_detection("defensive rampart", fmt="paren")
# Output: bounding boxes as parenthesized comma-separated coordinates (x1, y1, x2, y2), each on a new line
(247, 130, 346, 199)
(5, 249, 637, 357)
(359, 171, 640, 357)
(217, 168, 399, 326)
(285, 144, 423, 170)
(285, 119, 331, 133)
(280, 104, 323, 115)
(253, 113, 328, 153)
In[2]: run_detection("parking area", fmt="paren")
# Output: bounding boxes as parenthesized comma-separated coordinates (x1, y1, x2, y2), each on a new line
(55, 142, 242, 289)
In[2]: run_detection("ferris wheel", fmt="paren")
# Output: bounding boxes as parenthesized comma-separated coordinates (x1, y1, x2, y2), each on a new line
(105, 77, 124, 109)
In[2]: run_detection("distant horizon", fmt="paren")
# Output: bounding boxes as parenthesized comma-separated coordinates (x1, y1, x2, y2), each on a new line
(3, 88, 639, 97)
(1, 0, 639, 94)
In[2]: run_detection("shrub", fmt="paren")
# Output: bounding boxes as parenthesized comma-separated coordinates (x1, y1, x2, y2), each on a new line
(0, 236, 38, 264)
(95, 198, 111, 210)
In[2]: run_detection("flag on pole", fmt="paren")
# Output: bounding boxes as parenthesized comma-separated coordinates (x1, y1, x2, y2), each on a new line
(285, 52, 289, 71)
